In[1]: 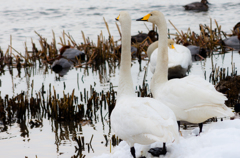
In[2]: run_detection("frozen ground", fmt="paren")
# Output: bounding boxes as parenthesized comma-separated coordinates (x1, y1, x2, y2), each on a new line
(94, 119, 240, 158)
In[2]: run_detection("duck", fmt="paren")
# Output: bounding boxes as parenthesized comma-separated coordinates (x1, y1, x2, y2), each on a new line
(116, 45, 138, 58)
(111, 11, 179, 158)
(183, 0, 209, 11)
(131, 30, 158, 44)
(50, 46, 85, 73)
(222, 33, 240, 51)
(233, 22, 240, 35)
(147, 39, 192, 79)
(136, 10, 234, 135)
(185, 45, 207, 62)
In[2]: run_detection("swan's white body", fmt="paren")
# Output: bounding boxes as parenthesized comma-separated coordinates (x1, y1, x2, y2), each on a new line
(153, 75, 234, 123)
(110, 11, 179, 150)
(147, 40, 192, 79)
(142, 11, 234, 125)
(112, 96, 179, 145)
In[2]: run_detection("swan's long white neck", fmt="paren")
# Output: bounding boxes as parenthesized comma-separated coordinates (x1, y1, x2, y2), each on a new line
(150, 13, 168, 94)
(117, 18, 135, 99)
(147, 41, 158, 58)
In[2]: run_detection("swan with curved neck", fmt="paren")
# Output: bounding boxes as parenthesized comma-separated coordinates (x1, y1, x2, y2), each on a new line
(137, 11, 234, 134)
(147, 39, 192, 79)
(110, 11, 179, 158)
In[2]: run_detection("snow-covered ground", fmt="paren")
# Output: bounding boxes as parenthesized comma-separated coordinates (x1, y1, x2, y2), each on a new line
(94, 119, 240, 158)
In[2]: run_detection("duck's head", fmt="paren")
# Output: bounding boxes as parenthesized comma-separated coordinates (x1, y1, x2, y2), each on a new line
(116, 11, 131, 24)
(201, 0, 209, 5)
(237, 33, 240, 41)
(148, 30, 158, 42)
(59, 45, 71, 56)
(136, 11, 165, 25)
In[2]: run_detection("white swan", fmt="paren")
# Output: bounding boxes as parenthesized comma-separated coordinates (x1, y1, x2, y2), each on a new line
(147, 39, 192, 79)
(137, 11, 234, 134)
(110, 11, 179, 158)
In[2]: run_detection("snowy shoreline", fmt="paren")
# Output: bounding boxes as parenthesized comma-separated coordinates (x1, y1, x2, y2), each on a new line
(94, 119, 240, 158)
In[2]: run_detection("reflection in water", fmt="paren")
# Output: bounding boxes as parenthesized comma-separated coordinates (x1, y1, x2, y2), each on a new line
(1, 50, 240, 157)
(0, 61, 120, 156)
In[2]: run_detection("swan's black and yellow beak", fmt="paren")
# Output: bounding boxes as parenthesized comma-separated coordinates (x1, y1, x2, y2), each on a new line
(115, 15, 120, 21)
(136, 14, 151, 21)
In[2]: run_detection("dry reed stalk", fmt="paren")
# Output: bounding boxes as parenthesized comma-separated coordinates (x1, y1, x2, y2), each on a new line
(115, 22, 121, 38)
(25, 41, 30, 61)
(103, 17, 111, 38)
(169, 20, 183, 38)
(52, 30, 57, 55)
(8, 45, 31, 65)
(64, 32, 77, 47)
(10, 35, 12, 55)
(144, 23, 150, 31)
(62, 30, 66, 45)
(81, 31, 87, 45)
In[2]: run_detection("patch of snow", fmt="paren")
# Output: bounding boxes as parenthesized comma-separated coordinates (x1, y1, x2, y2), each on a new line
(94, 119, 240, 158)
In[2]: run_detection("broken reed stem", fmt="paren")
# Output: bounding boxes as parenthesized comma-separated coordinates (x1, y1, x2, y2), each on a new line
(10, 35, 12, 55)
(144, 23, 149, 31)
(115, 22, 121, 38)
(8, 45, 31, 65)
(81, 31, 87, 45)
(64, 32, 77, 47)
(63, 30, 66, 45)
(25, 41, 30, 61)
(52, 30, 57, 52)
(169, 20, 182, 37)
(103, 17, 111, 37)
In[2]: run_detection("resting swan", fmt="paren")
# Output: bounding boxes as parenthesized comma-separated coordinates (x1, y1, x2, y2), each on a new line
(110, 11, 179, 158)
(147, 39, 192, 79)
(137, 11, 234, 134)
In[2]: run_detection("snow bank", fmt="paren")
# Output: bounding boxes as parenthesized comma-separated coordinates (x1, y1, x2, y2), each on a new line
(94, 119, 240, 158)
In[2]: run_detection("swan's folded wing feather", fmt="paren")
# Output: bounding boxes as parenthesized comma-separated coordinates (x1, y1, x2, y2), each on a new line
(111, 97, 179, 143)
(156, 75, 227, 110)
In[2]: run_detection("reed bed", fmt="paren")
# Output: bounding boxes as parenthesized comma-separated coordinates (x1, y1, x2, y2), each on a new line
(169, 18, 236, 56)
(0, 18, 237, 75)
(0, 77, 151, 156)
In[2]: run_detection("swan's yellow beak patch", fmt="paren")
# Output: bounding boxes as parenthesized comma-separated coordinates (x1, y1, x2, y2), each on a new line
(116, 15, 120, 21)
(172, 45, 175, 49)
(136, 14, 151, 21)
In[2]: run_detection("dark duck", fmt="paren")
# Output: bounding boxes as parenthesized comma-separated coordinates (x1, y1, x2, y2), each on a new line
(183, 0, 209, 11)
(49, 46, 85, 73)
(222, 33, 240, 51)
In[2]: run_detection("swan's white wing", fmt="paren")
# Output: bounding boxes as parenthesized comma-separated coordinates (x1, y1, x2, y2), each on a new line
(155, 75, 227, 110)
(168, 45, 192, 69)
(150, 45, 192, 74)
(111, 97, 179, 144)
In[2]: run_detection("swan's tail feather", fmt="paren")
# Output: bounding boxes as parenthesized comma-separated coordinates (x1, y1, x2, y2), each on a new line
(185, 104, 234, 118)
